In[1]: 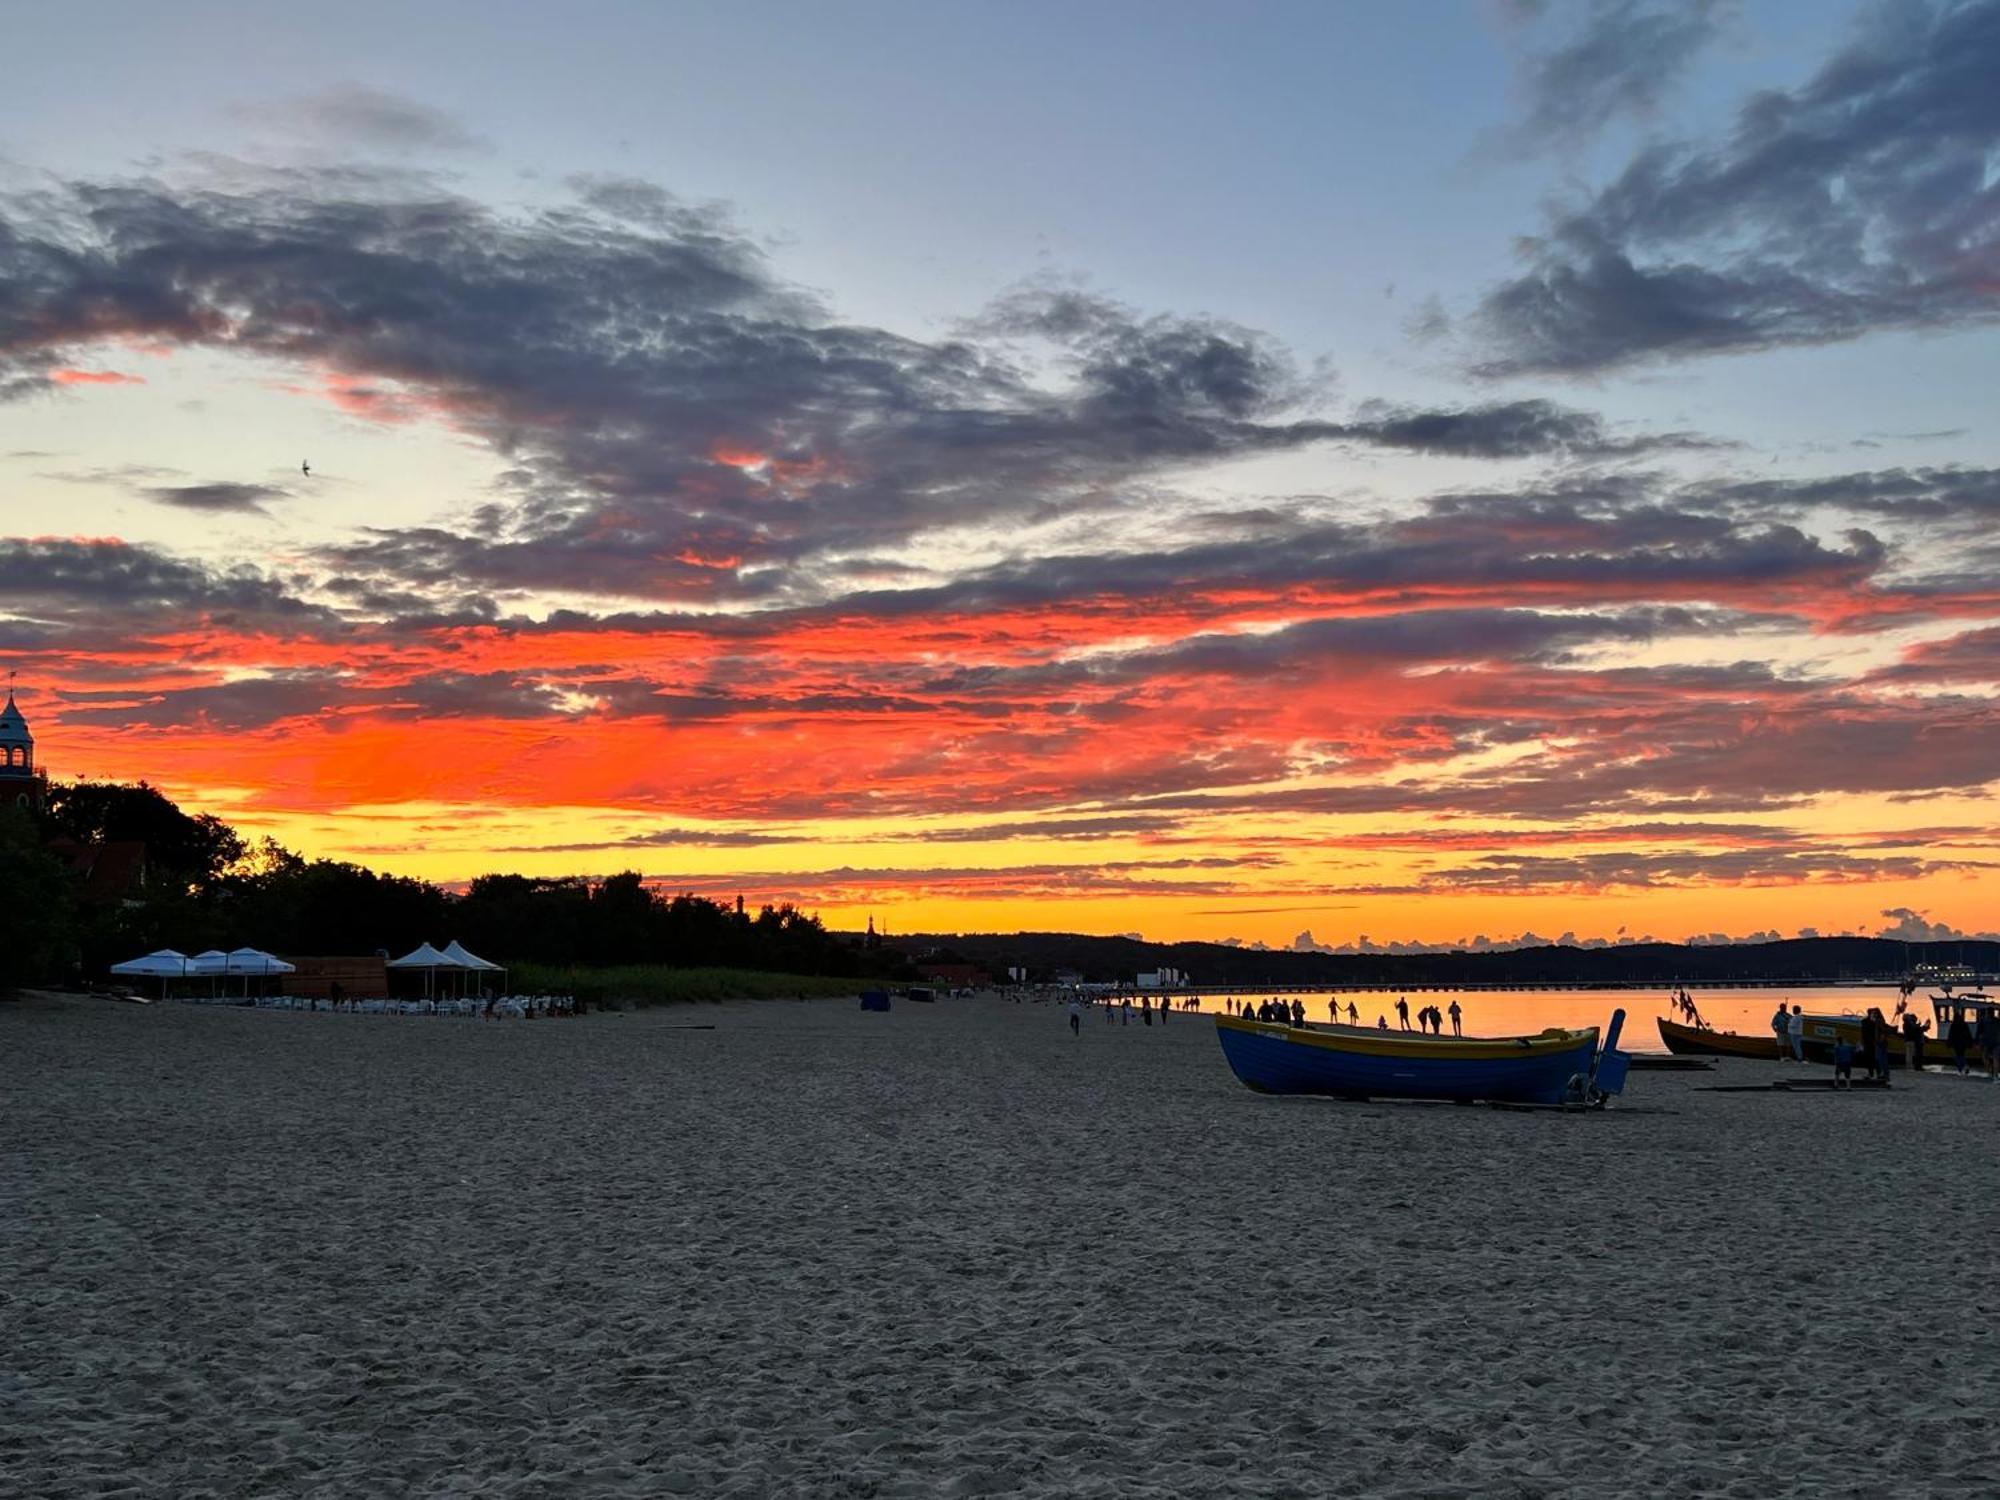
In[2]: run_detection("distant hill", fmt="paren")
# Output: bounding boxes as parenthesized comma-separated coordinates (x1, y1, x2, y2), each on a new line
(886, 931, 1999, 988)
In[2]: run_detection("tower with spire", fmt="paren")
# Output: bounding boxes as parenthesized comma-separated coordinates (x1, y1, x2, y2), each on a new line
(0, 680, 46, 813)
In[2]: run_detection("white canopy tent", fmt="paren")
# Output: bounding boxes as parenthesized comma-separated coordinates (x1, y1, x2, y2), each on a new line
(188, 949, 230, 975)
(441, 940, 506, 996)
(110, 949, 188, 977)
(388, 941, 468, 1000)
(226, 947, 296, 975)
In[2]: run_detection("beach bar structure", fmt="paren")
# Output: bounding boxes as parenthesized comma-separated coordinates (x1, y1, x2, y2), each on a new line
(282, 955, 391, 1003)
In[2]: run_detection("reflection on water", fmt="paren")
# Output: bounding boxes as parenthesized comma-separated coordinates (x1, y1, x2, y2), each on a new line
(1191, 986, 1907, 1049)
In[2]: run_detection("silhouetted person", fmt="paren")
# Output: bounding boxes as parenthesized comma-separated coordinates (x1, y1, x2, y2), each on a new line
(1979, 1009, 2000, 1081)
(1833, 1038, 1854, 1089)
(1397, 996, 1411, 1031)
(1860, 1009, 1881, 1081)
(1948, 1011, 1973, 1074)
(1346, 1001, 1359, 1025)
(1771, 1002, 1790, 1060)
(1069, 996, 1081, 1037)
(1902, 1010, 1925, 1073)
(1448, 999, 1462, 1036)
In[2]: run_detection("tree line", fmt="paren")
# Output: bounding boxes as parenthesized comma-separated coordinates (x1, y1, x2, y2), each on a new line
(1, 781, 903, 991)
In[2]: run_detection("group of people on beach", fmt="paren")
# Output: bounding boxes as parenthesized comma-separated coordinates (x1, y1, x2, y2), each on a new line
(1775, 997, 2000, 1084)
(1066, 993, 1200, 1034)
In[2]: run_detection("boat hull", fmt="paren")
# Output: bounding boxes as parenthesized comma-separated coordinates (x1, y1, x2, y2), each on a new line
(1215, 1015, 1600, 1105)
(1657, 1017, 1793, 1061)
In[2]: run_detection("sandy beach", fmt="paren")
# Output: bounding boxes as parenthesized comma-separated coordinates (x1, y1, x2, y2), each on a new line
(5, 990, 1997, 1498)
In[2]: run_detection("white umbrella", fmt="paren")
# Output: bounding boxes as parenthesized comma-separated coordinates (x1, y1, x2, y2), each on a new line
(110, 949, 188, 976)
(225, 947, 296, 975)
(188, 949, 230, 975)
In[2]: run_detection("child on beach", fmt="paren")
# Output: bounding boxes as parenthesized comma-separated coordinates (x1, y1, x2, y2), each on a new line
(1832, 1038, 1854, 1089)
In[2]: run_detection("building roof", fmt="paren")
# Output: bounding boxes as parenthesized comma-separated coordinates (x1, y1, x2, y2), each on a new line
(0, 690, 29, 747)
(46, 837, 148, 901)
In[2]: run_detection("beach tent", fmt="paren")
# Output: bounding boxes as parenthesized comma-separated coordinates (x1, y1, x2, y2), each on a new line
(186, 948, 231, 1000)
(109, 949, 189, 1000)
(110, 949, 189, 976)
(441, 940, 505, 997)
(387, 941, 466, 999)
(225, 947, 295, 975)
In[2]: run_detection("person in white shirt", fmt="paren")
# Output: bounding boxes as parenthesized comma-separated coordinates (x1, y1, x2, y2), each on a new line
(1787, 1004, 1806, 1061)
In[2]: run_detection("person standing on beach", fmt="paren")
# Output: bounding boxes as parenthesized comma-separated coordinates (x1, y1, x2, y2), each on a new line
(1347, 1001, 1359, 1025)
(1397, 996, 1411, 1031)
(1771, 1002, 1790, 1059)
(1788, 1004, 1805, 1061)
(1901, 1009, 1923, 1072)
(1448, 999, 1462, 1036)
(1860, 1009, 1881, 1081)
(1948, 1010, 1973, 1074)
(1329, 998, 1340, 1023)
(1978, 1008, 2000, 1080)
(1068, 996, 1081, 1037)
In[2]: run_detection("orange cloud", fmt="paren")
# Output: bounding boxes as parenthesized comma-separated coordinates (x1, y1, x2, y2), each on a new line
(51, 368, 145, 386)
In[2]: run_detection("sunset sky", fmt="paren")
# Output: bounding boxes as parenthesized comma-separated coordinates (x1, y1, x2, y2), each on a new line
(4, 0, 1998, 950)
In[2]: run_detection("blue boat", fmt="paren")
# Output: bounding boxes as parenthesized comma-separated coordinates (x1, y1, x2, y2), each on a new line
(1215, 1009, 1631, 1107)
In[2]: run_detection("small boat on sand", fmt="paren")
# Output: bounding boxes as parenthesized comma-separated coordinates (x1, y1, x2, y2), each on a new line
(1215, 1010, 1630, 1106)
(1660, 995, 1994, 1068)
(1657, 1017, 1794, 1061)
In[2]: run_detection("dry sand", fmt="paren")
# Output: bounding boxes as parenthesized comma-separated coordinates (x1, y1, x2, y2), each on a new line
(5, 990, 1996, 1498)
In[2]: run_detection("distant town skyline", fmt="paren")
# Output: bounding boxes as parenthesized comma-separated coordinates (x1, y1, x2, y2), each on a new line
(4, 1, 1998, 948)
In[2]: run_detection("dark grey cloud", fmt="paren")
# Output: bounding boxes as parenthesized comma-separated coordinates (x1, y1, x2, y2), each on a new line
(141, 481, 290, 515)
(229, 86, 489, 154)
(1418, 847, 1953, 891)
(0, 537, 333, 638)
(1504, 0, 1737, 150)
(0, 168, 1714, 606)
(1477, 0, 2000, 373)
(920, 605, 1722, 701)
(57, 668, 593, 731)
(500, 827, 799, 853)
(1693, 465, 2000, 527)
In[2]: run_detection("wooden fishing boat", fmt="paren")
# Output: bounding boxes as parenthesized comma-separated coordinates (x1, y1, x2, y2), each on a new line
(1215, 1010, 1630, 1106)
(1657, 1016, 1793, 1061)
(1660, 1003, 1990, 1069)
